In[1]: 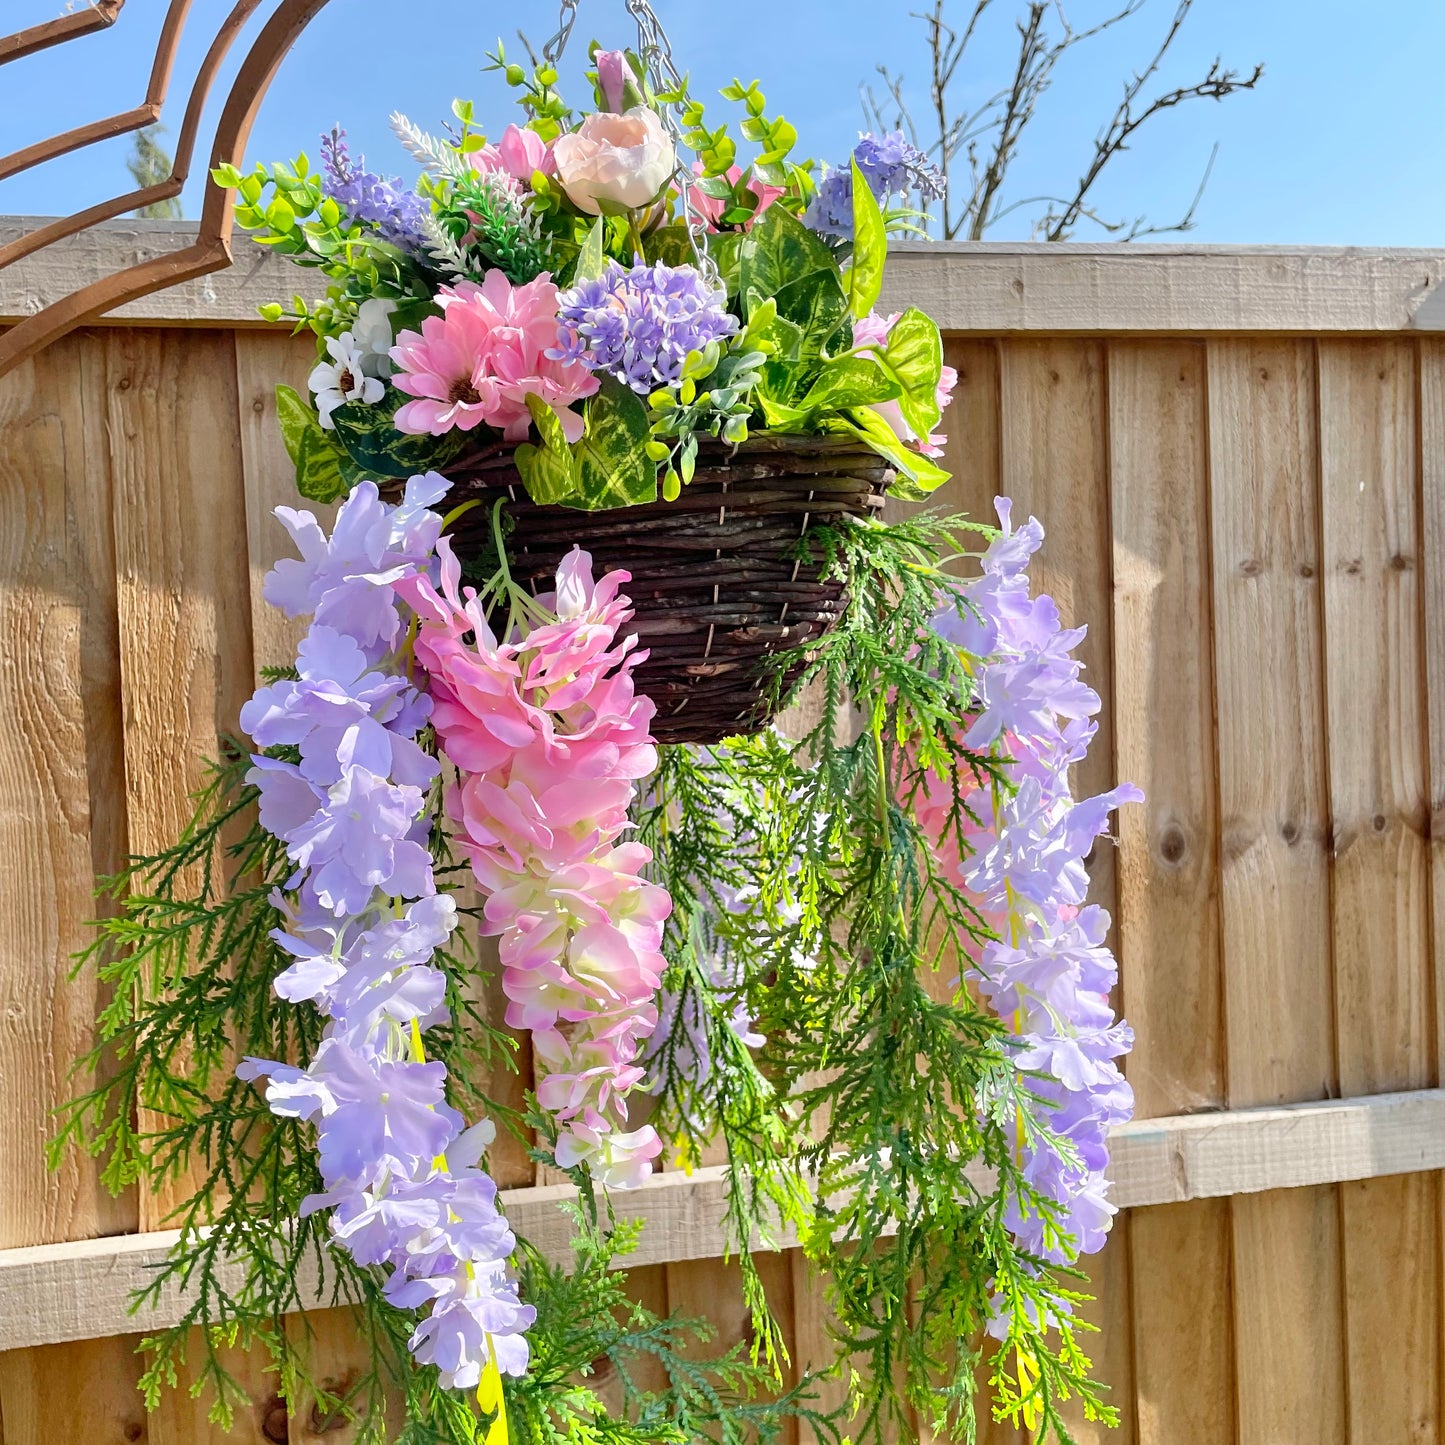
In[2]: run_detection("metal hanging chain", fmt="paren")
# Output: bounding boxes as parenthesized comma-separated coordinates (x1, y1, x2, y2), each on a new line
(539, 0, 718, 284)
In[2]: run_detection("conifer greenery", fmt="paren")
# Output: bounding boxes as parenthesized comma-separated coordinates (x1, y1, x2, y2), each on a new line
(55, 508, 1116, 1445)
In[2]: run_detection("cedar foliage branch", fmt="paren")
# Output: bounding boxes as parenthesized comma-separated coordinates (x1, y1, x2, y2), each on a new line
(642, 511, 1118, 1443)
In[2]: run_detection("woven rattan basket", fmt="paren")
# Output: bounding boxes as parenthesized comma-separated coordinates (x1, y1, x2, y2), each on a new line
(411, 435, 892, 745)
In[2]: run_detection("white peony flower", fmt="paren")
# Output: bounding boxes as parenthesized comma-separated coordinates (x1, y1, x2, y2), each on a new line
(308, 331, 384, 430)
(351, 298, 398, 378)
(552, 106, 676, 216)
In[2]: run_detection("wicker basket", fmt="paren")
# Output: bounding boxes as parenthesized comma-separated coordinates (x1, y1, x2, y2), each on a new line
(398, 435, 892, 745)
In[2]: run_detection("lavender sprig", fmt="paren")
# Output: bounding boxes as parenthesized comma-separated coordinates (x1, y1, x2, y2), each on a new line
(321, 125, 430, 252)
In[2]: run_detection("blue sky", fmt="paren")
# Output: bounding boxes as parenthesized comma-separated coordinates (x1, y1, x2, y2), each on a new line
(3, 0, 1443, 246)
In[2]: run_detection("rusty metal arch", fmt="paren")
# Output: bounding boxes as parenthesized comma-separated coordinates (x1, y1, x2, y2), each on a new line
(0, 0, 337, 379)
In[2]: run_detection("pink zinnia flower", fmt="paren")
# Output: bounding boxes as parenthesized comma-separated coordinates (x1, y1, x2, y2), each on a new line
(389, 272, 599, 441)
(684, 161, 785, 232)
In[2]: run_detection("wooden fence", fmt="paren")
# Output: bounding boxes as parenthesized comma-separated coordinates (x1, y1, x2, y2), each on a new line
(2, 222, 1445, 1444)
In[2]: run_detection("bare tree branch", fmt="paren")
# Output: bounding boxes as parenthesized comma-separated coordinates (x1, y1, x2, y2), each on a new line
(864, 0, 1263, 240)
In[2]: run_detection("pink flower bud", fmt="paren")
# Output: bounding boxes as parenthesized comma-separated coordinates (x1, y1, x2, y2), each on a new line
(596, 48, 629, 113)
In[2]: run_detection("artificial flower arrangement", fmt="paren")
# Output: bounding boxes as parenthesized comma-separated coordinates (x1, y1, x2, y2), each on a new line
(57, 21, 1140, 1445)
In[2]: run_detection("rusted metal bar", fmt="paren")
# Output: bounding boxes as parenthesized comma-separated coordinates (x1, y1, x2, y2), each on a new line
(0, 0, 125, 66)
(0, 1, 194, 182)
(0, 0, 338, 379)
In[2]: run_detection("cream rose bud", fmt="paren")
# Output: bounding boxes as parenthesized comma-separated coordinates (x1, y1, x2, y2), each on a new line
(552, 106, 677, 215)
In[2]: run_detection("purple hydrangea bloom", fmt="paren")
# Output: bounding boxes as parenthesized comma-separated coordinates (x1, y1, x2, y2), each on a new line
(321, 126, 430, 252)
(806, 130, 946, 239)
(552, 259, 738, 394)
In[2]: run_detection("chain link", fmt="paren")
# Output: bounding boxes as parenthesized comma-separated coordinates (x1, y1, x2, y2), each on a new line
(539, 0, 718, 285)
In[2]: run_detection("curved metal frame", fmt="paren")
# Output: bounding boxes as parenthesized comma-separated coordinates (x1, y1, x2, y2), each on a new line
(0, 0, 336, 380)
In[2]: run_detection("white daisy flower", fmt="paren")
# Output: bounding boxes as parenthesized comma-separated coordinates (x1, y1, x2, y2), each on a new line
(308, 331, 384, 430)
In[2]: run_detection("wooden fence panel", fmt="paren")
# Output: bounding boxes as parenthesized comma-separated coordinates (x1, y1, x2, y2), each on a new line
(3, 242, 1445, 1442)
(1319, 340, 1441, 1445)
(1207, 338, 1347, 1444)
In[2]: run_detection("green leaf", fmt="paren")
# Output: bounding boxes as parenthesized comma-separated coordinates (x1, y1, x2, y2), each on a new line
(328, 392, 468, 479)
(264, 196, 296, 233)
(842, 407, 951, 497)
(737, 204, 840, 323)
(846, 158, 887, 319)
(574, 218, 608, 282)
(515, 396, 579, 505)
(797, 356, 900, 417)
(643, 224, 696, 269)
(757, 358, 818, 411)
(274, 385, 350, 503)
(569, 378, 657, 510)
(740, 296, 805, 362)
(871, 307, 945, 439)
(772, 268, 850, 356)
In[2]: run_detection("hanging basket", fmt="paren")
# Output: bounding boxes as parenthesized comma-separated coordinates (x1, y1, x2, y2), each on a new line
(400, 435, 892, 745)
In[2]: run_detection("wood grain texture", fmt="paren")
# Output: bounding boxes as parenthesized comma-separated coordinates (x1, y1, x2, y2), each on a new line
(147, 1330, 276, 1445)
(998, 339, 1117, 929)
(1207, 337, 1346, 1444)
(1128, 1200, 1233, 1445)
(0, 330, 143, 1445)
(11, 222, 1445, 334)
(0, 331, 133, 1250)
(1106, 340, 1231, 1444)
(997, 337, 1133, 1442)
(1053, 1218, 1134, 1445)
(234, 330, 326, 673)
(1418, 339, 1445, 1445)
(0, 1334, 149, 1445)
(1319, 338, 1440, 1445)
(283, 1309, 403, 1445)
(4, 1089, 1439, 1354)
(102, 326, 274, 1431)
(1109, 339, 1223, 1116)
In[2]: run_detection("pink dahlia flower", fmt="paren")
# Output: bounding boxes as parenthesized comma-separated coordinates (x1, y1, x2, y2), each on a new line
(389, 272, 599, 441)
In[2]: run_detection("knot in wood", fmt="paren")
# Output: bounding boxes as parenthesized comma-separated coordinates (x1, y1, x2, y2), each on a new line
(261, 1397, 289, 1444)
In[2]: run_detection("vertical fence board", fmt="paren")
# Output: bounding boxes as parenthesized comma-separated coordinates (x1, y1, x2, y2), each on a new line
(0, 331, 134, 1247)
(0, 1335, 151, 1445)
(1107, 340, 1233, 1444)
(103, 328, 275, 1436)
(1418, 337, 1445, 1445)
(235, 331, 320, 673)
(905, 338, 1027, 1445)
(0, 330, 144, 1444)
(1207, 337, 1346, 1444)
(1319, 338, 1440, 1445)
(997, 338, 1135, 1445)
(1108, 339, 1224, 1115)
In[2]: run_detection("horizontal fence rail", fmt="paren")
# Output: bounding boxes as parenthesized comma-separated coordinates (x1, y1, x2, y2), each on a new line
(7, 220, 1445, 333)
(0, 1089, 1440, 1355)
